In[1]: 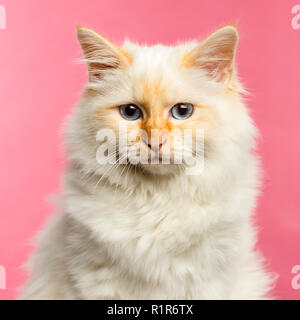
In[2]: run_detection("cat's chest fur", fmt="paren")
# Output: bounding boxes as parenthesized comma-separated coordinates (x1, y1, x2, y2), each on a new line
(63, 174, 245, 299)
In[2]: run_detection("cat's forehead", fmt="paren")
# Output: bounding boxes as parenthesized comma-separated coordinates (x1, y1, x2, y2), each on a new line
(117, 41, 206, 106)
(122, 41, 197, 75)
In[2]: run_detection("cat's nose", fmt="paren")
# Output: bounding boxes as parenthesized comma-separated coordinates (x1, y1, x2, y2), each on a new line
(147, 142, 163, 152)
(143, 136, 166, 152)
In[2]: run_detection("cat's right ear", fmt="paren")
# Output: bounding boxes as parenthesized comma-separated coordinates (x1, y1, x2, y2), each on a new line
(77, 26, 132, 82)
(182, 25, 239, 84)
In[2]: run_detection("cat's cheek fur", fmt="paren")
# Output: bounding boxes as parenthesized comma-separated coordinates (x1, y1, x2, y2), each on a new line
(19, 26, 276, 300)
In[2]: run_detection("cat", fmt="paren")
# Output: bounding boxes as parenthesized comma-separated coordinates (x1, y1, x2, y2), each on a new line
(19, 25, 275, 299)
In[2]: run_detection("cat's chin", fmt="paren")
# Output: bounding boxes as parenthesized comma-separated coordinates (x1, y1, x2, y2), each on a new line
(139, 163, 182, 176)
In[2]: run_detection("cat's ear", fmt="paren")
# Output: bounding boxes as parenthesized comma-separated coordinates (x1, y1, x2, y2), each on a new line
(182, 25, 238, 83)
(77, 26, 131, 82)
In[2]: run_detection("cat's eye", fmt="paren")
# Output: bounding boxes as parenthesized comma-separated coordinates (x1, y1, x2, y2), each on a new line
(119, 104, 142, 121)
(171, 103, 194, 120)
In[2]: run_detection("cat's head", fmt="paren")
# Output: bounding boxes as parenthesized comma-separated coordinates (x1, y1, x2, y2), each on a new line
(67, 25, 255, 182)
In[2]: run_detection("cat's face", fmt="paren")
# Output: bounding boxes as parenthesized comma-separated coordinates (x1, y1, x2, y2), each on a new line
(72, 25, 251, 177)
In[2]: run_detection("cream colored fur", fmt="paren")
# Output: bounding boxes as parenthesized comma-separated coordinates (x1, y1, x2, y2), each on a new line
(20, 26, 275, 299)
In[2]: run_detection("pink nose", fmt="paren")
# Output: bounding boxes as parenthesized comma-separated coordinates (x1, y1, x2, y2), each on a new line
(143, 136, 166, 152)
(147, 142, 163, 152)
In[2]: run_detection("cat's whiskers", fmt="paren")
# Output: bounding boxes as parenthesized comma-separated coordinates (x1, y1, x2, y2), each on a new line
(79, 150, 118, 187)
(93, 150, 122, 191)
(100, 153, 128, 191)
(112, 162, 130, 201)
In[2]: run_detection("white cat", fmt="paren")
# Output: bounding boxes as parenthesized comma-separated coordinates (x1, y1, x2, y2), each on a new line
(20, 25, 275, 299)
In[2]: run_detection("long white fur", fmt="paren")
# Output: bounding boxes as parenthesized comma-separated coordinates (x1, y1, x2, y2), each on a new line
(19, 26, 275, 299)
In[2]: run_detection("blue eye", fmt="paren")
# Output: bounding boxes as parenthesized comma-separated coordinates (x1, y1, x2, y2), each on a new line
(171, 103, 194, 120)
(119, 104, 142, 121)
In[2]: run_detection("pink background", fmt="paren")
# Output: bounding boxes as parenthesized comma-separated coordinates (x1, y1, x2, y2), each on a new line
(0, 0, 300, 300)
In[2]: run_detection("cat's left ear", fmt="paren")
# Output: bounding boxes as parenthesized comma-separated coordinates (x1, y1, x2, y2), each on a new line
(182, 25, 238, 83)
(77, 26, 132, 82)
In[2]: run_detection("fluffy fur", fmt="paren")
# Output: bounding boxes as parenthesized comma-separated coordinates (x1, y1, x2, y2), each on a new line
(20, 25, 275, 299)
